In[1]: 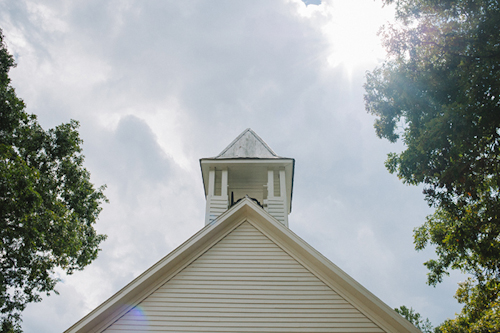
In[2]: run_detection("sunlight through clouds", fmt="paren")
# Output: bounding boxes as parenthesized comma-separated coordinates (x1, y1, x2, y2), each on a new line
(294, 0, 394, 74)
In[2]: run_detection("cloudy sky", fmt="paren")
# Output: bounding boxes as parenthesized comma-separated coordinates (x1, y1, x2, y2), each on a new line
(1, 0, 466, 332)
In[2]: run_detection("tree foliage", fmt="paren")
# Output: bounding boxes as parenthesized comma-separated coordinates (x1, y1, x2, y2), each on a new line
(0, 30, 107, 331)
(364, 0, 500, 330)
(437, 278, 500, 332)
(395, 305, 434, 333)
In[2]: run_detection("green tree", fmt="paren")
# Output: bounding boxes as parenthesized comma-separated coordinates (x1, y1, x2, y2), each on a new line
(364, 0, 500, 330)
(395, 305, 434, 333)
(437, 278, 500, 332)
(0, 30, 107, 331)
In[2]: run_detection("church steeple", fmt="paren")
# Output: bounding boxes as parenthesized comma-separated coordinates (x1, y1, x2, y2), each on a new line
(200, 129, 294, 226)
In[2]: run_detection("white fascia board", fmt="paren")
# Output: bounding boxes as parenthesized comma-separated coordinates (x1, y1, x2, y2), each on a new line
(64, 200, 253, 333)
(65, 197, 418, 333)
(244, 210, 421, 333)
(211, 199, 419, 332)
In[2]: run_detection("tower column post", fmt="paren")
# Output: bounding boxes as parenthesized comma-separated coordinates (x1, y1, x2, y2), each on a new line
(279, 168, 286, 198)
(221, 169, 228, 198)
(207, 169, 215, 197)
(267, 170, 274, 199)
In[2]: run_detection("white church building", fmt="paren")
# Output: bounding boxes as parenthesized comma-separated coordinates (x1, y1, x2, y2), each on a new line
(65, 129, 419, 333)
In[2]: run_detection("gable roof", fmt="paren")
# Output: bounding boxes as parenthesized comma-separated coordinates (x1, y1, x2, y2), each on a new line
(214, 128, 281, 159)
(100, 221, 386, 331)
(65, 198, 420, 333)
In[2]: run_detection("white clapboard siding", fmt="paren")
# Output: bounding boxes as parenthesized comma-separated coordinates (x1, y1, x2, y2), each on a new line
(264, 198, 287, 225)
(103, 222, 384, 333)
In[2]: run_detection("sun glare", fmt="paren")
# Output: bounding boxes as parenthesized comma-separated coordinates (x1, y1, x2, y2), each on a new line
(296, 0, 395, 74)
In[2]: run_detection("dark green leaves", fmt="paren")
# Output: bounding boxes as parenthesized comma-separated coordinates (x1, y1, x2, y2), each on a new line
(365, 0, 500, 330)
(0, 29, 107, 330)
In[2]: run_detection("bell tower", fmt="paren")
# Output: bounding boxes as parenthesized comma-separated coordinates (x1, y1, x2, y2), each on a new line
(200, 129, 295, 226)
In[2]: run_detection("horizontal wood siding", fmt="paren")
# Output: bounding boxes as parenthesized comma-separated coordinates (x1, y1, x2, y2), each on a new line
(103, 222, 384, 333)
(264, 198, 287, 224)
(207, 197, 228, 223)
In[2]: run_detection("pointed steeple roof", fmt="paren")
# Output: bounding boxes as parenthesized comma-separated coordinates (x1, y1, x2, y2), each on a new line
(215, 128, 280, 159)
